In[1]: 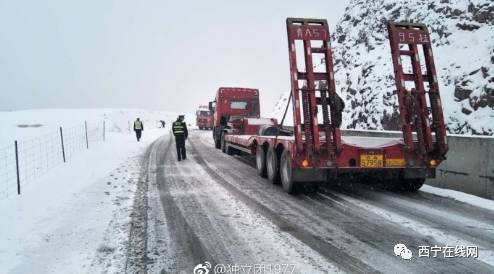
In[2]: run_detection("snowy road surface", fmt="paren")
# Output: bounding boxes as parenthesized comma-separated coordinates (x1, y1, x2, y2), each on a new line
(125, 130, 494, 274)
(2, 129, 493, 274)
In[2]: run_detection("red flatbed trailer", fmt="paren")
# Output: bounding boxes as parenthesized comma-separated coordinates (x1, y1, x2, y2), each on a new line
(222, 18, 448, 193)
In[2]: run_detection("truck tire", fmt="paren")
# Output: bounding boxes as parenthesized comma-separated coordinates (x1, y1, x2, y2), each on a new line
(401, 178, 425, 192)
(280, 150, 296, 194)
(221, 134, 227, 153)
(266, 148, 280, 184)
(256, 145, 267, 178)
(214, 130, 221, 149)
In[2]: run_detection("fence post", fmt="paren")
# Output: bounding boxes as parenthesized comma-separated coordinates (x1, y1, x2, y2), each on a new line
(14, 141, 20, 195)
(85, 121, 89, 149)
(103, 120, 106, 142)
(60, 127, 66, 163)
(128, 121, 131, 133)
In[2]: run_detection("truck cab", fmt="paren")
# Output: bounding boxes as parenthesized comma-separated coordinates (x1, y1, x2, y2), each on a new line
(210, 87, 261, 149)
(196, 106, 213, 130)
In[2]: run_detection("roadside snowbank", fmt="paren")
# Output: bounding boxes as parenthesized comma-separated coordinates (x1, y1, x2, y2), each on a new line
(0, 121, 165, 273)
(422, 185, 494, 212)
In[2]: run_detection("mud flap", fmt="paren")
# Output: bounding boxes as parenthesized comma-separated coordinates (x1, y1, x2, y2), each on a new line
(292, 168, 327, 182)
(403, 168, 436, 179)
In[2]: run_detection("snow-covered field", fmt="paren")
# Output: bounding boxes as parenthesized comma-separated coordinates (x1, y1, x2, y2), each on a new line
(0, 108, 194, 145)
(0, 109, 194, 198)
(0, 108, 189, 273)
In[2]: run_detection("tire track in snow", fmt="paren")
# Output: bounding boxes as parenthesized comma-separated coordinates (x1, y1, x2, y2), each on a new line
(325, 185, 494, 248)
(151, 136, 212, 273)
(323, 189, 494, 269)
(124, 138, 155, 273)
(150, 133, 341, 273)
(188, 136, 380, 274)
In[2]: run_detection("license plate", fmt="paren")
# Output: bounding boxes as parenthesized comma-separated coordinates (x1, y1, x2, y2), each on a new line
(360, 154, 384, 168)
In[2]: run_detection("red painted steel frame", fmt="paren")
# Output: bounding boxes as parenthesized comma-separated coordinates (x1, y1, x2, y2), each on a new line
(222, 19, 447, 178)
(286, 18, 341, 166)
(387, 22, 448, 159)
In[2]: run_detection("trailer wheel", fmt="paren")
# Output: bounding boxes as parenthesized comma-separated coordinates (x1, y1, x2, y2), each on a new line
(280, 150, 296, 194)
(266, 148, 280, 184)
(256, 145, 267, 178)
(401, 178, 425, 192)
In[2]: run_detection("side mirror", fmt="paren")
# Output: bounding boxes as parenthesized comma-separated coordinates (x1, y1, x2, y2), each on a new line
(208, 101, 216, 111)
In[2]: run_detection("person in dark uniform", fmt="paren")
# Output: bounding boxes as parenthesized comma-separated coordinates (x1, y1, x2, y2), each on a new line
(172, 115, 188, 161)
(160, 120, 166, 128)
(329, 92, 345, 128)
(133, 118, 144, 141)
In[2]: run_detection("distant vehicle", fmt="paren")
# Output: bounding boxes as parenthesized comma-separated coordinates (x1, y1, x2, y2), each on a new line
(195, 106, 213, 130)
(214, 18, 448, 194)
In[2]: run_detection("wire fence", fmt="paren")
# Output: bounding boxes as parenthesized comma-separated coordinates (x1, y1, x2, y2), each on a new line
(0, 121, 105, 200)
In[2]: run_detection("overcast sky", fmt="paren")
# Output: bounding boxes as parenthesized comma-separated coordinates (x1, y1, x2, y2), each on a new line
(0, 0, 349, 114)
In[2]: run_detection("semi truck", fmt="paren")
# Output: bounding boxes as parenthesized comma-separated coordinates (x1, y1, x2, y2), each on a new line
(214, 18, 448, 194)
(195, 105, 214, 130)
(209, 87, 274, 149)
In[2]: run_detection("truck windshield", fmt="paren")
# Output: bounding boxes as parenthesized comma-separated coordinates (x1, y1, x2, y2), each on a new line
(198, 111, 212, 116)
(229, 99, 259, 116)
(230, 101, 248, 109)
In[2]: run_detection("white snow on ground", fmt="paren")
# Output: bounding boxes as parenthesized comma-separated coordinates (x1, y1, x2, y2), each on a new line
(0, 109, 194, 199)
(421, 185, 494, 212)
(0, 108, 171, 274)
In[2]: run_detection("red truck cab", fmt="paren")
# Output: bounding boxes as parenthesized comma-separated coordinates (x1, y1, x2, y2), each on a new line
(196, 106, 213, 130)
(210, 87, 263, 148)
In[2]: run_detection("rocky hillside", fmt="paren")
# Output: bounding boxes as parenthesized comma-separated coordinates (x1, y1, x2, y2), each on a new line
(273, 0, 493, 135)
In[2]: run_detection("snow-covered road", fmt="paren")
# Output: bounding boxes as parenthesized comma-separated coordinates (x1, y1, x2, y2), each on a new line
(3, 129, 494, 274)
(128, 130, 494, 273)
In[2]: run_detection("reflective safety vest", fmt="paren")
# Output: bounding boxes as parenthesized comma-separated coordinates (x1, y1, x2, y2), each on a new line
(134, 120, 143, 130)
(173, 121, 185, 134)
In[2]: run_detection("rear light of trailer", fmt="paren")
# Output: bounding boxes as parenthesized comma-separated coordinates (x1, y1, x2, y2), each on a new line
(429, 159, 438, 167)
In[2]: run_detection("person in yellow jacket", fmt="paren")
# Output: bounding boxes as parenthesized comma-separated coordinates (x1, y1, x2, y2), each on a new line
(133, 118, 144, 142)
(172, 115, 188, 161)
